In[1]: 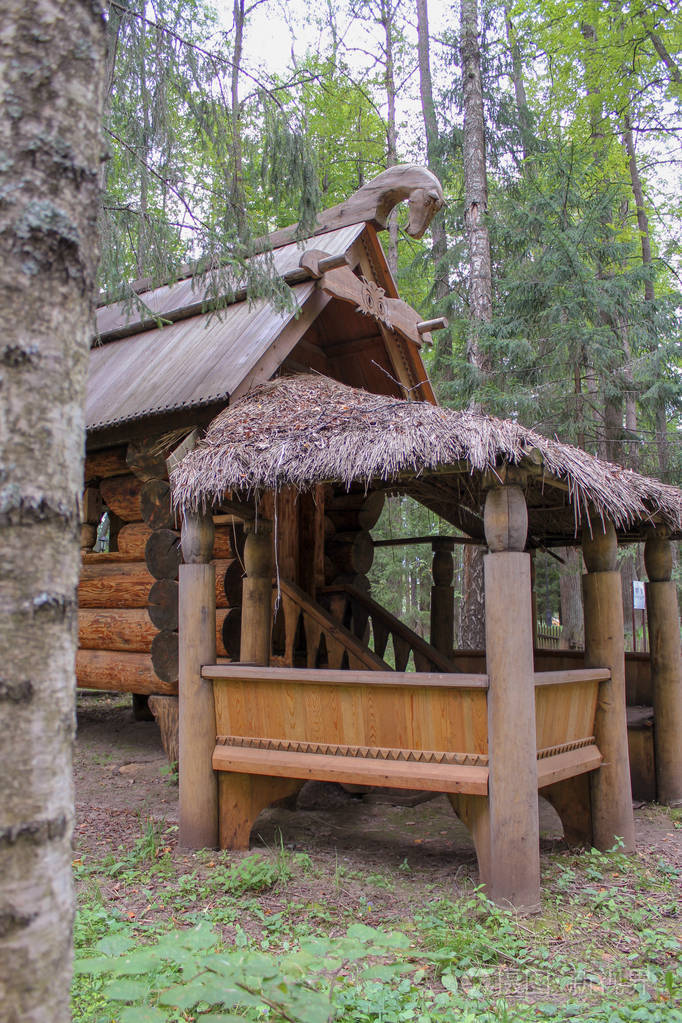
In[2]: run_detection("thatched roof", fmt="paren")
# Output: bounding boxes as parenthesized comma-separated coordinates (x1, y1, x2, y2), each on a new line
(171, 375, 682, 541)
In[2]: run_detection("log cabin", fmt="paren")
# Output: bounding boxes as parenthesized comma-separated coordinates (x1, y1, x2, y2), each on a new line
(82, 165, 682, 910)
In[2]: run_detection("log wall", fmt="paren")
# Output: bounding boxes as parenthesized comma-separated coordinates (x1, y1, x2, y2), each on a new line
(78, 437, 247, 701)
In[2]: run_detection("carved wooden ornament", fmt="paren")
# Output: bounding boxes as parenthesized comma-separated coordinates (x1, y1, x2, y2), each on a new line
(356, 277, 392, 330)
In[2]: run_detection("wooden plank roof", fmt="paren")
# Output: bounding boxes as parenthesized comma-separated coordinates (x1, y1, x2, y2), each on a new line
(88, 224, 366, 432)
(88, 166, 447, 438)
(87, 282, 316, 430)
(95, 223, 366, 341)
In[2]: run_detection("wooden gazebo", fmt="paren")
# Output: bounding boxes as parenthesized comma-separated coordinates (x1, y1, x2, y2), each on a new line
(80, 166, 682, 912)
(170, 374, 682, 913)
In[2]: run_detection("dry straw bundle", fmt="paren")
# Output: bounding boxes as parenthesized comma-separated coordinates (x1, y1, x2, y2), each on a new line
(171, 375, 681, 537)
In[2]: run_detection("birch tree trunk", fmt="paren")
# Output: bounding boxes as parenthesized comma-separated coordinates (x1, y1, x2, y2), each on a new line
(0, 4, 105, 1021)
(459, 0, 491, 649)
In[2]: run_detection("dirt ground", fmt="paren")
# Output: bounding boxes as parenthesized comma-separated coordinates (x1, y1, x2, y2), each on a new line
(73, 690, 682, 888)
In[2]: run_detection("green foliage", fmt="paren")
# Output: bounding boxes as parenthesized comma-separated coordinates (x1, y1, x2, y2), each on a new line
(258, 55, 386, 230)
(100, 0, 320, 304)
(72, 835, 682, 1023)
(74, 920, 414, 1023)
(99, 0, 681, 502)
(369, 496, 453, 644)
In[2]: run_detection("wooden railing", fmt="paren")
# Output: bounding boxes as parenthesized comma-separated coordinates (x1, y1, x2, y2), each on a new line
(320, 584, 458, 673)
(271, 579, 389, 671)
(533, 667, 609, 766)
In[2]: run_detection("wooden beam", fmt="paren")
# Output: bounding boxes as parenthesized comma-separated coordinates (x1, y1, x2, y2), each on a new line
(582, 521, 635, 852)
(484, 485, 541, 913)
(204, 664, 489, 689)
(264, 165, 444, 249)
(240, 525, 273, 665)
(299, 249, 349, 278)
(76, 649, 176, 695)
(318, 265, 430, 349)
(534, 669, 611, 687)
(373, 534, 481, 547)
(178, 510, 218, 849)
(644, 535, 682, 806)
(417, 317, 449, 334)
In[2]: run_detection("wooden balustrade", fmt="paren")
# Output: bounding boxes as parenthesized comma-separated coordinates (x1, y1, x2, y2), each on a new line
(319, 584, 457, 673)
(272, 579, 388, 671)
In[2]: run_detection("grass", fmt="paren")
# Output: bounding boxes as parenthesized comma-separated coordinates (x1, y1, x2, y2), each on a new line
(71, 809, 682, 1023)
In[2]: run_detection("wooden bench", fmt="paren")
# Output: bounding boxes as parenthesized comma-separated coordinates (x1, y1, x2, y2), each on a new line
(203, 664, 605, 850)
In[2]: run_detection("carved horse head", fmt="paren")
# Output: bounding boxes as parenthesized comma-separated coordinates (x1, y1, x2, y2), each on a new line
(405, 184, 445, 239)
(268, 164, 445, 249)
(368, 165, 445, 239)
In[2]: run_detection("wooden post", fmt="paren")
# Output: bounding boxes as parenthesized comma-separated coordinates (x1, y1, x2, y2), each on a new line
(484, 483, 541, 913)
(219, 522, 274, 849)
(178, 509, 218, 849)
(582, 521, 635, 851)
(645, 534, 682, 807)
(240, 522, 273, 665)
(430, 538, 454, 659)
(529, 550, 538, 649)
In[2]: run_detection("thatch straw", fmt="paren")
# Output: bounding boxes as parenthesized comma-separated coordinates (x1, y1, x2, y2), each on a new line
(171, 375, 681, 536)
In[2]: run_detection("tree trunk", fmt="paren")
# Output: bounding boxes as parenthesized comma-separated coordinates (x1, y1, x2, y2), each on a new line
(558, 548, 584, 650)
(0, 4, 105, 1020)
(623, 113, 669, 479)
(504, 8, 531, 162)
(460, 545, 486, 650)
(459, 0, 492, 649)
(381, 0, 399, 277)
(137, 13, 150, 278)
(582, 21, 629, 467)
(460, 0, 493, 376)
(416, 0, 451, 381)
(231, 0, 247, 236)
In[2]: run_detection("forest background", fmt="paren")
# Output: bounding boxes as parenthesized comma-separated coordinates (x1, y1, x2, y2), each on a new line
(101, 0, 682, 648)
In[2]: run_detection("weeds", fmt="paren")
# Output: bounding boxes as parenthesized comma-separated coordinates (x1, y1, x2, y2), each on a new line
(72, 810, 682, 1023)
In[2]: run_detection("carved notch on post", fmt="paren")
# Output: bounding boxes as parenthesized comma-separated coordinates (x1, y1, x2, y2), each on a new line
(240, 521, 273, 666)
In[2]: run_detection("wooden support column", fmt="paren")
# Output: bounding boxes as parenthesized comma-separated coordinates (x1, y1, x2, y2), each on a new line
(430, 538, 454, 659)
(484, 483, 541, 913)
(240, 522, 273, 665)
(582, 521, 635, 851)
(178, 510, 218, 849)
(220, 521, 275, 849)
(645, 534, 682, 807)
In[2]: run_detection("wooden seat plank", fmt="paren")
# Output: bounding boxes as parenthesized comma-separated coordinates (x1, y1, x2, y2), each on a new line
(212, 743, 489, 795)
(537, 744, 602, 788)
